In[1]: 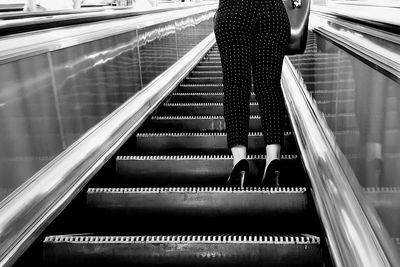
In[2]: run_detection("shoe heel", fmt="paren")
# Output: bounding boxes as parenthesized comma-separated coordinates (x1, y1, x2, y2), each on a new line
(227, 159, 249, 187)
(274, 170, 280, 188)
(240, 171, 246, 188)
(261, 159, 281, 187)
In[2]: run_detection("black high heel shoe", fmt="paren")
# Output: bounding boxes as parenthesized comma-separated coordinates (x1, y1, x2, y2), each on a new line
(261, 159, 281, 187)
(227, 159, 249, 187)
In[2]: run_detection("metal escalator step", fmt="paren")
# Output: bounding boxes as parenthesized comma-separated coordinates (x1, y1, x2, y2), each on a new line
(178, 83, 224, 93)
(194, 65, 222, 71)
(198, 61, 221, 67)
(115, 155, 306, 187)
(44, 234, 321, 266)
(170, 92, 256, 103)
(87, 187, 308, 221)
(135, 132, 296, 155)
(141, 115, 292, 133)
(189, 71, 222, 77)
(159, 102, 259, 116)
(203, 57, 221, 62)
(183, 77, 223, 84)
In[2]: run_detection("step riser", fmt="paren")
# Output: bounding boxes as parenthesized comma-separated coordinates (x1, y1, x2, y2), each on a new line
(44, 241, 321, 266)
(198, 62, 222, 67)
(135, 134, 296, 155)
(190, 71, 222, 77)
(87, 190, 308, 218)
(194, 66, 222, 71)
(158, 105, 259, 116)
(169, 94, 257, 103)
(141, 117, 292, 133)
(183, 77, 223, 84)
(179, 84, 224, 93)
(115, 157, 306, 187)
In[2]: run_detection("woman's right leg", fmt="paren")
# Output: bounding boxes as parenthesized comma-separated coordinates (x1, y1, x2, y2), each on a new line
(214, 1, 253, 167)
(252, 0, 290, 185)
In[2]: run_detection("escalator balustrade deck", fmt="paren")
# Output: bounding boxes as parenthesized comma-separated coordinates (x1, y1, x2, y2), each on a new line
(43, 45, 324, 266)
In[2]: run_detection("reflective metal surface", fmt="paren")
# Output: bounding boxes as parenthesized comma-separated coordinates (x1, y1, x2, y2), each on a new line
(0, 28, 216, 267)
(286, 10, 400, 264)
(0, 8, 216, 265)
(0, 54, 59, 200)
(0, 5, 216, 62)
(0, 6, 215, 203)
(310, 11, 400, 82)
(0, 2, 217, 37)
(51, 31, 142, 146)
(282, 55, 393, 266)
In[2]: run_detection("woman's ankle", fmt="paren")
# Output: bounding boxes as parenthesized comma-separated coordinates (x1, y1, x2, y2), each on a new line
(266, 144, 281, 167)
(231, 145, 247, 166)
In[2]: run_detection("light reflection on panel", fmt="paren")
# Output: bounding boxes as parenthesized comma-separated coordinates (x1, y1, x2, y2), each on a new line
(176, 12, 215, 59)
(288, 31, 400, 244)
(0, 55, 61, 200)
(52, 31, 142, 147)
(138, 22, 178, 87)
(0, 10, 216, 203)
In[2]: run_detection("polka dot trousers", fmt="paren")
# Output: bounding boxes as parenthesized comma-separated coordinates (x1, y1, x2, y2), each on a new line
(214, 0, 290, 149)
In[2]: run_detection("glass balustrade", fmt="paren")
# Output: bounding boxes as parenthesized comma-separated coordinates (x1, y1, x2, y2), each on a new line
(0, 7, 215, 202)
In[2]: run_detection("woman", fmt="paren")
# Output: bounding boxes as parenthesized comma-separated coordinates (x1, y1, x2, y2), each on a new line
(214, 0, 290, 187)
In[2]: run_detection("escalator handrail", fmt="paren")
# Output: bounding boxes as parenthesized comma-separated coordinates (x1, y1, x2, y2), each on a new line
(310, 11, 400, 83)
(281, 57, 400, 266)
(0, 29, 216, 267)
(312, 5, 400, 35)
(0, 2, 216, 37)
(0, 4, 217, 63)
(0, 5, 130, 20)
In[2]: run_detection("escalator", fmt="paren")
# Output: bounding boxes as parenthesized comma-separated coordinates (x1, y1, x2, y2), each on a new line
(41, 45, 328, 266)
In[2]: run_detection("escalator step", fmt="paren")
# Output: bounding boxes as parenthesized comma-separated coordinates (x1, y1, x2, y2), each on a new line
(178, 84, 224, 93)
(43, 234, 322, 266)
(198, 61, 222, 67)
(190, 71, 223, 77)
(194, 65, 222, 71)
(141, 115, 291, 133)
(183, 77, 223, 84)
(159, 102, 259, 116)
(169, 92, 257, 103)
(203, 56, 221, 61)
(115, 155, 306, 187)
(87, 187, 308, 219)
(134, 132, 296, 155)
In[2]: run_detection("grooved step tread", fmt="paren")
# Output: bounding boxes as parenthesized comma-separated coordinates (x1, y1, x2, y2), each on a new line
(43, 234, 322, 266)
(159, 102, 260, 116)
(115, 155, 306, 187)
(141, 115, 292, 133)
(170, 92, 257, 102)
(87, 187, 309, 221)
(134, 132, 296, 155)
(45, 234, 319, 244)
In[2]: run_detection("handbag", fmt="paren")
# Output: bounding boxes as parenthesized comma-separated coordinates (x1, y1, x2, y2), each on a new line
(283, 0, 311, 55)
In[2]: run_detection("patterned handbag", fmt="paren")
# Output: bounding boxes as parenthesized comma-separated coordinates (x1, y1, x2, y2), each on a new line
(283, 0, 311, 55)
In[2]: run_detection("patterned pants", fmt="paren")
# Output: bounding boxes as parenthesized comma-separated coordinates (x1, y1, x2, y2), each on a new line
(214, 0, 290, 149)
